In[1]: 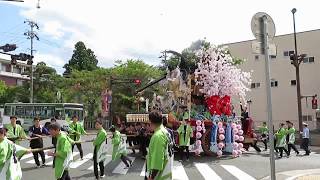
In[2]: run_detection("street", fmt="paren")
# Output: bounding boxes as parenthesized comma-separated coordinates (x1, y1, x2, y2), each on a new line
(19, 134, 320, 180)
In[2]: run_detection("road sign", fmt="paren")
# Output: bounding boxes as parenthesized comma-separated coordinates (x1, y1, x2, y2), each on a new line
(251, 12, 276, 180)
(252, 41, 277, 55)
(251, 12, 276, 40)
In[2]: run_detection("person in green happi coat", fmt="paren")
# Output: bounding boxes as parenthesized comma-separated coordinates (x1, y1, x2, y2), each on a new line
(147, 110, 172, 180)
(48, 123, 74, 180)
(5, 116, 27, 144)
(110, 126, 132, 168)
(0, 124, 30, 180)
(93, 120, 107, 179)
(177, 119, 193, 162)
(286, 121, 299, 155)
(259, 122, 269, 151)
(275, 123, 290, 158)
(68, 115, 86, 160)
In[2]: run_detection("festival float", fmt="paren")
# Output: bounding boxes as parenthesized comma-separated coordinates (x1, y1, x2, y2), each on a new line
(127, 44, 253, 157)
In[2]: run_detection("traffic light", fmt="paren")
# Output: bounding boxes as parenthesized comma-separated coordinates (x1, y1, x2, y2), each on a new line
(10, 55, 19, 65)
(0, 44, 17, 52)
(133, 79, 141, 86)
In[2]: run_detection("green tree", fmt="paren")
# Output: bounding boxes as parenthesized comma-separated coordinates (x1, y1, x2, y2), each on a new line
(110, 59, 164, 116)
(0, 80, 6, 98)
(63, 41, 98, 74)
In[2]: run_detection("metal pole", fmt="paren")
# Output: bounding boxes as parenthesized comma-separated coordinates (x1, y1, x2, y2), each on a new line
(30, 23, 34, 103)
(262, 15, 276, 180)
(292, 8, 303, 132)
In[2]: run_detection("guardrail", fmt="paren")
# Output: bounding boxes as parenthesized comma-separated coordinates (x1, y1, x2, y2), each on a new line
(84, 121, 96, 130)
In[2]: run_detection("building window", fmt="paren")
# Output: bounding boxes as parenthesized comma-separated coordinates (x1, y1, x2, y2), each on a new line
(12, 67, 21, 74)
(251, 82, 261, 89)
(302, 115, 312, 121)
(283, 51, 289, 56)
(254, 55, 259, 61)
(270, 55, 276, 59)
(271, 79, 278, 87)
(303, 57, 309, 63)
(308, 57, 315, 63)
(291, 80, 296, 86)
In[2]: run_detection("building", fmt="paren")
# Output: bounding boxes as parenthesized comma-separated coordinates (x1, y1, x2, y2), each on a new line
(227, 29, 320, 130)
(0, 56, 30, 86)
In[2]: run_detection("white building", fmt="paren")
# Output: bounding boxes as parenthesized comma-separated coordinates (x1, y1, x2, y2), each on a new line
(226, 29, 320, 130)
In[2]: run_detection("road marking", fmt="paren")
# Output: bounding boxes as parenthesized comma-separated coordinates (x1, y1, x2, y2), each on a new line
(47, 152, 79, 166)
(87, 155, 112, 171)
(140, 162, 147, 177)
(172, 162, 189, 180)
(195, 163, 221, 180)
(112, 157, 135, 175)
(70, 153, 93, 168)
(221, 165, 256, 180)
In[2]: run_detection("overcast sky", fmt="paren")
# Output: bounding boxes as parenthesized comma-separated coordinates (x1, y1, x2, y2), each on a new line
(0, 0, 319, 73)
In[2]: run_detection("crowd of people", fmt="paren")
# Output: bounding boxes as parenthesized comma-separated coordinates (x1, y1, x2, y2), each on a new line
(257, 120, 311, 158)
(0, 110, 174, 180)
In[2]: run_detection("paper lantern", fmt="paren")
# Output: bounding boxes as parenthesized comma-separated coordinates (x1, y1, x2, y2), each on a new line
(218, 122, 223, 128)
(234, 135, 239, 141)
(217, 150, 223, 156)
(218, 128, 225, 134)
(218, 142, 225, 149)
(238, 143, 244, 148)
(236, 124, 242, 130)
(195, 149, 201, 155)
(239, 136, 244, 142)
(233, 128, 239, 134)
(196, 132, 202, 139)
(196, 140, 202, 146)
(196, 120, 202, 126)
(253, 133, 257, 138)
(232, 150, 238, 156)
(219, 134, 225, 141)
(233, 142, 239, 148)
(238, 150, 242, 155)
(231, 123, 236, 129)
(197, 126, 203, 132)
(238, 130, 244, 135)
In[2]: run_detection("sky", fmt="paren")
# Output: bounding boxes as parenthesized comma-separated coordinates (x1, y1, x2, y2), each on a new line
(0, 0, 319, 74)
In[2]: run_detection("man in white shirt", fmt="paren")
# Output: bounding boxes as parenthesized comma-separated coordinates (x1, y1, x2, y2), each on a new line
(300, 122, 311, 156)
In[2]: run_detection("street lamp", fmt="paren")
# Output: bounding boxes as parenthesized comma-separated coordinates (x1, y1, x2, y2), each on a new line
(291, 8, 303, 132)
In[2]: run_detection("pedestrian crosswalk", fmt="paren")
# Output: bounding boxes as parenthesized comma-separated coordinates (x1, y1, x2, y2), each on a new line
(20, 151, 258, 179)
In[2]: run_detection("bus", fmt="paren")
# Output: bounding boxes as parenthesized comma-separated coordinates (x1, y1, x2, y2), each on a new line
(0, 103, 84, 130)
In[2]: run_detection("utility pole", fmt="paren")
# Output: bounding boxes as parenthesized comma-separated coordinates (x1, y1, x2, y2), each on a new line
(291, 8, 304, 132)
(24, 20, 39, 103)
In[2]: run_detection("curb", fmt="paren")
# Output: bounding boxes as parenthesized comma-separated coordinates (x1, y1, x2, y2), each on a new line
(260, 169, 320, 180)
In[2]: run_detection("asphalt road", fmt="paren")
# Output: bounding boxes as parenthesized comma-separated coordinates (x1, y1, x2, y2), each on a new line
(19, 135, 320, 180)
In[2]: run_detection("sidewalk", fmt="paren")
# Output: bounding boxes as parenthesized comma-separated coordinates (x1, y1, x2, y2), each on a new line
(261, 169, 320, 180)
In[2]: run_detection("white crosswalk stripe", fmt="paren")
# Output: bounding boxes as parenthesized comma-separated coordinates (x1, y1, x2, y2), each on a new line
(70, 153, 93, 168)
(195, 163, 221, 180)
(221, 165, 256, 180)
(20, 150, 50, 161)
(87, 154, 112, 171)
(20, 151, 260, 179)
(172, 162, 189, 180)
(112, 157, 135, 175)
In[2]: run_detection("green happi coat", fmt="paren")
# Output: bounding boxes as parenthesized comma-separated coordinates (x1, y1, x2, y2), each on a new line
(259, 125, 269, 135)
(287, 127, 296, 144)
(147, 125, 172, 180)
(93, 128, 107, 162)
(4, 124, 26, 145)
(54, 132, 73, 179)
(0, 137, 28, 180)
(111, 130, 127, 161)
(275, 128, 287, 148)
(177, 124, 193, 147)
(68, 122, 86, 141)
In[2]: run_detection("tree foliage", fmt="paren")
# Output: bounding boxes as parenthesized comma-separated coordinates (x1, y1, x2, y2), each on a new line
(63, 41, 98, 74)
